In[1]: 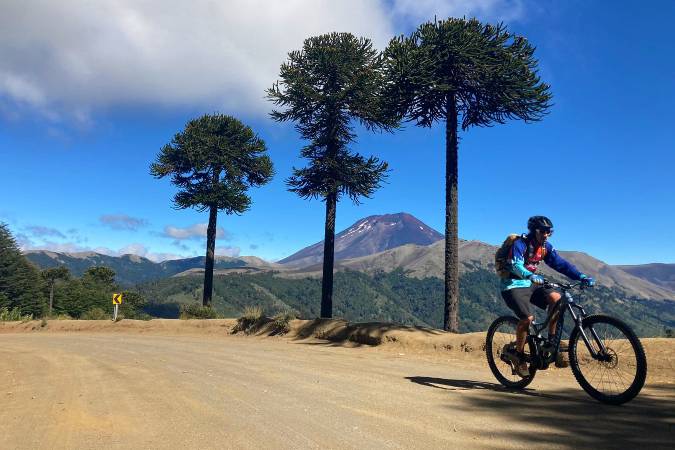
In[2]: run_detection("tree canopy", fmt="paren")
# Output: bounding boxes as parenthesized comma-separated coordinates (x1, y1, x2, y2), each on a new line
(384, 18, 552, 130)
(0, 223, 45, 316)
(268, 32, 397, 204)
(150, 114, 274, 214)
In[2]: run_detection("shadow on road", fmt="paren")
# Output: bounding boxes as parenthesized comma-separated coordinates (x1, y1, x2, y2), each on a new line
(406, 376, 564, 400)
(408, 375, 675, 448)
(290, 318, 443, 347)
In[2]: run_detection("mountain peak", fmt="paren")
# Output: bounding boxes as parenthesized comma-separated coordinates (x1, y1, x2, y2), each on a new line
(279, 212, 442, 267)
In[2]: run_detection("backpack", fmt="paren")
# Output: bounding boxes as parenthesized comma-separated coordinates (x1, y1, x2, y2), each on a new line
(494, 233, 547, 278)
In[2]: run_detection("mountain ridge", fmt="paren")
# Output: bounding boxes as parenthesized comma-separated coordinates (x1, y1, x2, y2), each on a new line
(24, 213, 674, 301)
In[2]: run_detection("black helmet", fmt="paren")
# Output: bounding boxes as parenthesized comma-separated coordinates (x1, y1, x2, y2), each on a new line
(527, 216, 553, 232)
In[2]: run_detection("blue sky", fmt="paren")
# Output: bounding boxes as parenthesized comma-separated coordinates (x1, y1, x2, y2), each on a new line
(1, 0, 673, 264)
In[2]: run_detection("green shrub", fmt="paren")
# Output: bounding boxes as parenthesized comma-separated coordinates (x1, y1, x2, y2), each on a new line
(179, 303, 219, 319)
(80, 307, 109, 320)
(0, 307, 32, 322)
(272, 311, 296, 335)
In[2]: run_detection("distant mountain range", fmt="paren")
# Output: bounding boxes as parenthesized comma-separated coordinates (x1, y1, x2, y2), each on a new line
(617, 263, 675, 293)
(25, 213, 675, 301)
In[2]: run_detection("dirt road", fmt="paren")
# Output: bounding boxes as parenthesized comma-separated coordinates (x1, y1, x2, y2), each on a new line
(1, 331, 673, 449)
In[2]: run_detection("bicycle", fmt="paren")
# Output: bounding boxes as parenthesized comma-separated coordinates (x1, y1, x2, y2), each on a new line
(485, 280, 647, 405)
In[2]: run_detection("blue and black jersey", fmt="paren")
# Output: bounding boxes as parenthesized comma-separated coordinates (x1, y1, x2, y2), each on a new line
(501, 235, 583, 291)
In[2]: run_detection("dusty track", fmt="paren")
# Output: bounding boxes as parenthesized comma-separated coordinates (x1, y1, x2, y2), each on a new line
(1, 321, 673, 449)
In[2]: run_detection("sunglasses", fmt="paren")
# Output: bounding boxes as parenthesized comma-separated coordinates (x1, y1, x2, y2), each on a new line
(538, 228, 554, 235)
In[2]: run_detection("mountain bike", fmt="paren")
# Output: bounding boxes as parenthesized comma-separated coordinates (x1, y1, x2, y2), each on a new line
(485, 281, 647, 405)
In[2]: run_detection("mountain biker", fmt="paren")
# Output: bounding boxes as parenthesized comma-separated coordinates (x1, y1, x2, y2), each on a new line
(501, 216, 595, 377)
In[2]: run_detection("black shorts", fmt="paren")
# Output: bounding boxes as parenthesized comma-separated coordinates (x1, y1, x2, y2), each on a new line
(501, 286, 558, 319)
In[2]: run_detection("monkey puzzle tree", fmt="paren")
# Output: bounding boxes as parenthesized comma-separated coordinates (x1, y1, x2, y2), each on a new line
(384, 18, 552, 332)
(151, 114, 274, 307)
(41, 265, 70, 316)
(268, 32, 398, 318)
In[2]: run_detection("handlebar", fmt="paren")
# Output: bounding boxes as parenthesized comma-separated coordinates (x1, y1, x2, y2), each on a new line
(542, 280, 587, 291)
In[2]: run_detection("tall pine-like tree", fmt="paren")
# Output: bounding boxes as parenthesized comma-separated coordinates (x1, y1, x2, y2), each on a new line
(41, 266, 70, 316)
(0, 223, 45, 316)
(151, 114, 274, 307)
(384, 18, 552, 331)
(268, 32, 398, 318)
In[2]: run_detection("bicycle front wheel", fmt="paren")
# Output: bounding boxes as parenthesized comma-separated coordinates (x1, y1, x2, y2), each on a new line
(485, 316, 535, 389)
(569, 315, 647, 405)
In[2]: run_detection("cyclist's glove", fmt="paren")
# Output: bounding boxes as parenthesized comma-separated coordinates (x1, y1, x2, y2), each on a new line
(580, 275, 596, 287)
(529, 274, 544, 285)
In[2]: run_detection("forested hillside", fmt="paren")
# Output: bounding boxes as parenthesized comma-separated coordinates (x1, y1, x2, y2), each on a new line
(137, 269, 675, 336)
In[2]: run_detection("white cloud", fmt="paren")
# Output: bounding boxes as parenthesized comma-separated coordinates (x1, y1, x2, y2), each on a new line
(25, 225, 66, 239)
(99, 214, 148, 231)
(163, 223, 230, 240)
(0, 1, 524, 124)
(0, 0, 393, 122)
(115, 243, 184, 262)
(216, 246, 241, 257)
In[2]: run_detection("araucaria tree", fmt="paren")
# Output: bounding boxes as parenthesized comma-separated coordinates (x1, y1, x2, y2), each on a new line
(268, 32, 397, 318)
(151, 114, 274, 307)
(41, 266, 70, 316)
(384, 18, 552, 332)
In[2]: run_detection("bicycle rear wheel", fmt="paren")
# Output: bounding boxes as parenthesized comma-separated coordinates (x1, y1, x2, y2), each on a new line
(569, 314, 647, 405)
(485, 316, 535, 389)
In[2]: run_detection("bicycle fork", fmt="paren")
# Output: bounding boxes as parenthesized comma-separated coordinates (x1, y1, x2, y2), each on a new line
(568, 302, 612, 362)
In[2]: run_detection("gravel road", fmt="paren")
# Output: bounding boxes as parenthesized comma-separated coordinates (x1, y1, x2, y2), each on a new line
(1, 333, 673, 449)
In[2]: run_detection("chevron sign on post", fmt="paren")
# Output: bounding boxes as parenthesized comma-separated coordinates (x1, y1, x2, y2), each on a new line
(112, 293, 123, 321)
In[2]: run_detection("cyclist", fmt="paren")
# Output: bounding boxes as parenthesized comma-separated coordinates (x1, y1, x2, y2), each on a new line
(501, 216, 595, 377)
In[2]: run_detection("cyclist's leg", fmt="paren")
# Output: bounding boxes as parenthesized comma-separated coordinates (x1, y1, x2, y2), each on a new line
(532, 287, 562, 337)
(501, 287, 536, 352)
(516, 316, 533, 353)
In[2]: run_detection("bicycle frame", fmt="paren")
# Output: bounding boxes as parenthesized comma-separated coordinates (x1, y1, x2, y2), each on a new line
(528, 282, 610, 368)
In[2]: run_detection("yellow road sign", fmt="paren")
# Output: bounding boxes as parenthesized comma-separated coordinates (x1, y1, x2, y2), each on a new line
(112, 293, 123, 305)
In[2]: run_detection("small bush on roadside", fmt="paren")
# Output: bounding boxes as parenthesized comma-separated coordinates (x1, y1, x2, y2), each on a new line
(271, 311, 296, 335)
(179, 303, 219, 319)
(0, 307, 32, 322)
(233, 305, 264, 333)
(80, 307, 109, 320)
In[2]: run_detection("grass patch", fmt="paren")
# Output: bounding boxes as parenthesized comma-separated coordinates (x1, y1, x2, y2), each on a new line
(0, 307, 33, 322)
(233, 305, 264, 334)
(179, 303, 219, 319)
(271, 311, 296, 335)
(80, 307, 109, 320)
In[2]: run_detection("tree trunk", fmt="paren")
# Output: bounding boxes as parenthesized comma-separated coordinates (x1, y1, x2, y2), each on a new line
(202, 205, 218, 307)
(320, 191, 337, 318)
(444, 93, 460, 333)
(49, 282, 54, 316)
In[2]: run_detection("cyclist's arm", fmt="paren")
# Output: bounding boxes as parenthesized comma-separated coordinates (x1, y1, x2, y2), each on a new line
(508, 239, 534, 279)
(544, 244, 583, 280)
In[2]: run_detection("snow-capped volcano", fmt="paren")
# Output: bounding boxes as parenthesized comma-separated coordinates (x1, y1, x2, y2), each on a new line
(278, 213, 443, 267)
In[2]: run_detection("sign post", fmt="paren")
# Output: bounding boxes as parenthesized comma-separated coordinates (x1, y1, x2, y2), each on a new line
(112, 293, 123, 321)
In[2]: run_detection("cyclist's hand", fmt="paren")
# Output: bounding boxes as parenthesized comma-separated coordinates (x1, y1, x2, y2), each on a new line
(580, 275, 596, 287)
(529, 274, 544, 285)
